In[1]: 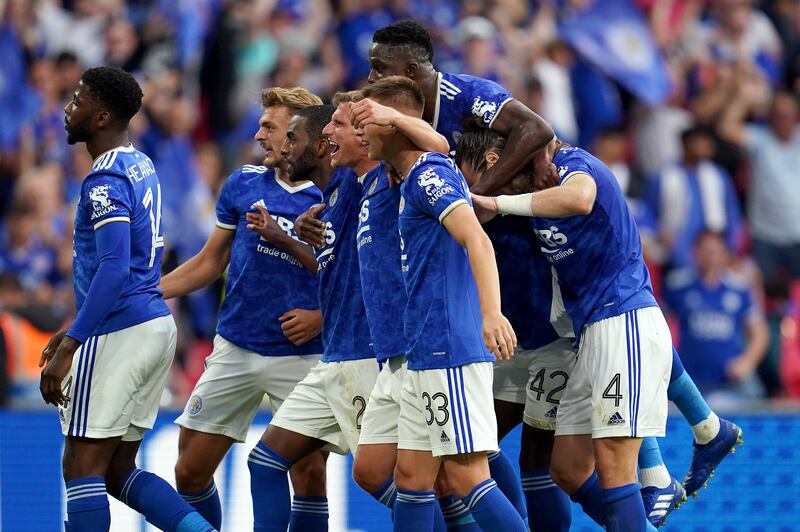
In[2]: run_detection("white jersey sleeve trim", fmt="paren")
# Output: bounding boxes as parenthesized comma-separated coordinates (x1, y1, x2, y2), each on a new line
(488, 98, 513, 129)
(215, 220, 237, 231)
(438, 199, 468, 223)
(560, 171, 591, 186)
(93, 217, 130, 230)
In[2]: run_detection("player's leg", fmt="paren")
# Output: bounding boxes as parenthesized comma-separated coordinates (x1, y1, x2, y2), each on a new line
(262, 354, 329, 532)
(424, 363, 527, 531)
(638, 436, 685, 527)
(174, 429, 232, 529)
(491, 349, 529, 510)
(394, 449, 442, 530)
(669, 347, 743, 495)
(106, 437, 215, 532)
(519, 340, 576, 531)
(62, 436, 120, 532)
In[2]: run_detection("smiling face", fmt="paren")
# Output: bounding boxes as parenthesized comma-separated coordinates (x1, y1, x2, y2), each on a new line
(254, 105, 291, 167)
(281, 115, 318, 182)
(64, 80, 100, 145)
(367, 43, 411, 84)
(321, 102, 368, 169)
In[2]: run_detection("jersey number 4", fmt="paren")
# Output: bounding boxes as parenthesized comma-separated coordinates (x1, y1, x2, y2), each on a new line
(142, 185, 164, 268)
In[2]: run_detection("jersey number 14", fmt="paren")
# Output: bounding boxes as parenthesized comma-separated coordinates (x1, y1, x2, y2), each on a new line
(142, 185, 164, 268)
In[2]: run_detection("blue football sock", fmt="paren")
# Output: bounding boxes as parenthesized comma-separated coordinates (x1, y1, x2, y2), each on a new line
(248, 441, 292, 532)
(66, 476, 110, 532)
(118, 468, 214, 532)
(289, 495, 328, 531)
(394, 489, 436, 531)
(179, 480, 222, 530)
(638, 437, 671, 488)
(520, 469, 571, 532)
(463, 479, 527, 532)
(487, 450, 527, 520)
(438, 495, 480, 530)
(668, 349, 720, 443)
(603, 483, 647, 532)
(569, 471, 606, 525)
(371, 477, 398, 509)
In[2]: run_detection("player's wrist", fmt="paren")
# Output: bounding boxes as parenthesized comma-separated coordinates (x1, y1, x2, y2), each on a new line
(495, 193, 534, 216)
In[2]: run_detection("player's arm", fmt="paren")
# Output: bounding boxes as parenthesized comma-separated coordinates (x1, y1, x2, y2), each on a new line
(727, 305, 769, 382)
(159, 226, 234, 299)
(441, 203, 517, 360)
(350, 98, 449, 153)
(472, 172, 596, 218)
(470, 99, 554, 195)
(246, 205, 318, 273)
(40, 220, 131, 405)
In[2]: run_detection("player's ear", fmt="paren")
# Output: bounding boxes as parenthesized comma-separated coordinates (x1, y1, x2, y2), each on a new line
(485, 151, 500, 169)
(405, 61, 418, 79)
(95, 109, 112, 130)
(316, 138, 330, 158)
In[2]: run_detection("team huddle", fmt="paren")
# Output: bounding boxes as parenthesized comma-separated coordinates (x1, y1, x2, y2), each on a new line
(39, 20, 744, 532)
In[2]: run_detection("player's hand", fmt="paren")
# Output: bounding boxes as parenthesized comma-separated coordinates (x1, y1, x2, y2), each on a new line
(246, 204, 287, 243)
(40, 335, 80, 407)
(279, 308, 322, 346)
(725, 355, 756, 382)
(295, 204, 327, 249)
(350, 98, 401, 130)
(39, 327, 68, 367)
(470, 194, 499, 224)
(482, 312, 517, 361)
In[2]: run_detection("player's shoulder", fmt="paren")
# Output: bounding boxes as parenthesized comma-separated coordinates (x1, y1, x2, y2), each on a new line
(720, 270, 752, 293)
(441, 71, 508, 96)
(87, 145, 141, 179)
(223, 164, 273, 189)
(410, 152, 459, 179)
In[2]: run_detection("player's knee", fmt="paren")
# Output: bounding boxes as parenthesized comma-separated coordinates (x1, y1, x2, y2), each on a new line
(394, 457, 432, 492)
(550, 453, 588, 494)
(289, 453, 327, 496)
(519, 424, 555, 471)
(174, 457, 213, 493)
(352, 457, 385, 494)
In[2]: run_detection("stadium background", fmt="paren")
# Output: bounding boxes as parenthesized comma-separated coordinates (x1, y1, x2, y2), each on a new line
(1, 0, 800, 530)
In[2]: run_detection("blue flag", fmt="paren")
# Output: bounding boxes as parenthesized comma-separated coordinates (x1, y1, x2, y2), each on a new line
(559, 0, 671, 105)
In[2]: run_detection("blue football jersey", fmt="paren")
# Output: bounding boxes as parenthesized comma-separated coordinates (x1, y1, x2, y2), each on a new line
(483, 216, 565, 350)
(72, 145, 170, 335)
(529, 147, 657, 340)
(432, 72, 513, 152)
(316, 167, 374, 362)
(399, 153, 494, 370)
(664, 270, 759, 388)
(215, 165, 323, 356)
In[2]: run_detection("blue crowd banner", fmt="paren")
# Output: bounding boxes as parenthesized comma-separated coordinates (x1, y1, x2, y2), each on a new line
(559, 0, 672, 106)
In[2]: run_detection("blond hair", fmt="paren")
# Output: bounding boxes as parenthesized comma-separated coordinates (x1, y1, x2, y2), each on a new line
(331, 90, 364, 106)
(260, 87, 323, 112)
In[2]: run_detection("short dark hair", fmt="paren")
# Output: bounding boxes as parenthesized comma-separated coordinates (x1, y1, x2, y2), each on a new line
(372, 20, 434, 63)
(80, 66, 143, 122)
(293, 104, 336, 142)
(361, 76, 425, 114)
(455, 128, 506, 174)
(680, 124, 714, 145)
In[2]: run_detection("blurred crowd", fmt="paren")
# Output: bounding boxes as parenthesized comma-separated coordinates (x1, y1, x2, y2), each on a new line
(2, 0, 800, 408)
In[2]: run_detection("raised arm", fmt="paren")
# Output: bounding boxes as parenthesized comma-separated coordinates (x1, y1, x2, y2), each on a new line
(441, 203, 517, 360)
(470, 99, 554, 195)
(350, 98, 449, 153)
(472, 172, 597, 218)
(160, 226, 234, 299)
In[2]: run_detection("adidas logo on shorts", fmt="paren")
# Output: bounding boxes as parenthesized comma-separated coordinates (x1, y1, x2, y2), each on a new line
(545, 407, 558, 419)
(608, 412, 625, 425)
(440, 431, 450, 443)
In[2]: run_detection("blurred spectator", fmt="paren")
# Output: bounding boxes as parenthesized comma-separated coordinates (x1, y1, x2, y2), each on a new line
(719, 89, 800, 286)
(664, 231, 769, 401)
(532, 41, 578, 144)
(646, 125, 742, 270)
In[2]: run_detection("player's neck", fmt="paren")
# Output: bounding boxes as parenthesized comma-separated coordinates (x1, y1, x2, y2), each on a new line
(389, 148, 426, 181)
(86, 130, 130, 160)
(418, 68, 439, 123)
(311, 158, 335, 190)
(353, 158, 378, 178)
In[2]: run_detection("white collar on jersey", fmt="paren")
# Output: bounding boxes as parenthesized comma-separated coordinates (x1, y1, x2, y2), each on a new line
(273, 173, 316, 193)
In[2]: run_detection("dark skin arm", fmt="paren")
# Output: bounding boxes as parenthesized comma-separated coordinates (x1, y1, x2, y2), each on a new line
(470, 99, 555, 195)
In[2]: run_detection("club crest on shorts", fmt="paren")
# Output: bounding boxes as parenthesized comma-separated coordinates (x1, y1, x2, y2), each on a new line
(329, 188, 339, 207)
(188, 395, 203, 416)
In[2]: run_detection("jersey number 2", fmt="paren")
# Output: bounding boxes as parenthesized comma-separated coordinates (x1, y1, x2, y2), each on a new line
(142, 185, 164, 268)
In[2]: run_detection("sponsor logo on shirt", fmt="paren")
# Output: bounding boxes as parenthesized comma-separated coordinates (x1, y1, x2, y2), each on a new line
(471, 96, 499, 125)
(418, 168, 454, 205)
(89, 184, 117, 220)
(536, 226, 575, 263)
